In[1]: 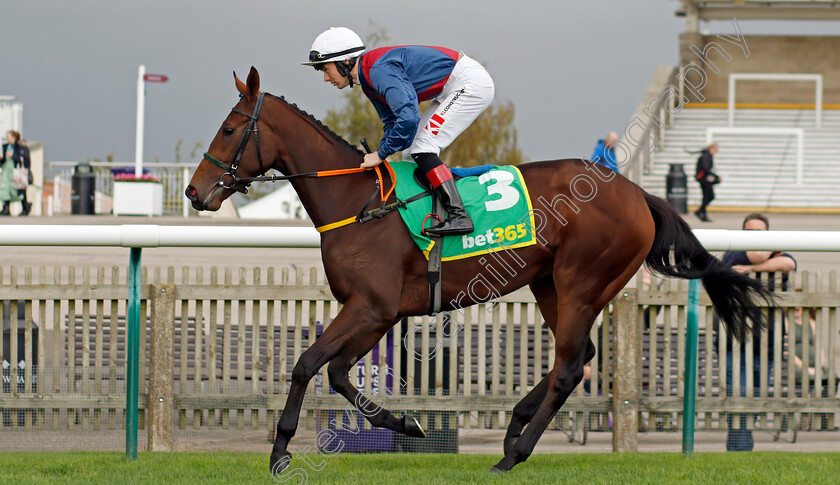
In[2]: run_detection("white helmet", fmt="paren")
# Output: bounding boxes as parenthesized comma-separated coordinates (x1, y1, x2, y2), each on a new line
(303, 27, 365, 66)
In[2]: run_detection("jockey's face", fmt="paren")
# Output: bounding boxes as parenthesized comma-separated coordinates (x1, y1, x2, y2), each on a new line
(320, 62, 350, 89)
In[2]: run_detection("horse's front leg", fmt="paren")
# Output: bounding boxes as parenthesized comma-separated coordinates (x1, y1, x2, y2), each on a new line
(269, 304, 365, 474)
(327, 329, 426, 438)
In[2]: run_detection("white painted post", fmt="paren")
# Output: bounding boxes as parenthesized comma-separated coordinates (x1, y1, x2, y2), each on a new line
(796, 129, 804, 184)
(182, 166, 190, 218)
(728, 74, 736, 127)
(728, 73, 823, 129)
(135, 65, 145, 177)
(706, 127, 805, 185)
(815, 76, 823, 129)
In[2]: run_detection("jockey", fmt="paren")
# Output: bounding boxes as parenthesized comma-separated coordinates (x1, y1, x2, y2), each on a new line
(304, 27, 495, 236)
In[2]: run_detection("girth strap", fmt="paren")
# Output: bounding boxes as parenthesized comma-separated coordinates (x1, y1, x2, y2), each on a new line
(426, 195, 446, 315)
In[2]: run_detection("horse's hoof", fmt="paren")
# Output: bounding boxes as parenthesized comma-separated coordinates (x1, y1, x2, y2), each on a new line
(403, 415, 427, 438)
(503, 437, 518, 456)
(493, 456, 518, 473)
(269, 452, 292, 476)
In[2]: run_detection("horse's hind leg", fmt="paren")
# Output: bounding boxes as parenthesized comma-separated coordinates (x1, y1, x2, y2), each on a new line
(503, 273, 600, 456)
(493, 300, 600, 472)
(503, 276, 558, 454)
(326, 329, 426, 438)
(503, 340, 595, 455)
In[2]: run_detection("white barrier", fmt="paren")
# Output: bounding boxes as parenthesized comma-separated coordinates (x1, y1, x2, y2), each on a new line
(0, 225, 838, 252)
(0, 225, 321, 248)
(728, 73, 823, 128)
(694, 229, 840, 252)
(706, 126, 805, 185)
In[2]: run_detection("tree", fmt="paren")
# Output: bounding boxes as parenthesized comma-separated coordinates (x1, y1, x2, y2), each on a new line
(439, 100, 524, 166)
(323, 25, 524, 167)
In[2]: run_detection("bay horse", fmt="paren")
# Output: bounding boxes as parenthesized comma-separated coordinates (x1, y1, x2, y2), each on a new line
(186, 67, 771, 473)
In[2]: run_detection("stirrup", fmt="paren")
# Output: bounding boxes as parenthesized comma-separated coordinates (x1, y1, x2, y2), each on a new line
(425, 215, 474, 236)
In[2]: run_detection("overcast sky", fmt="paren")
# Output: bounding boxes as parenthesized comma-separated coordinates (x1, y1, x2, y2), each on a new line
(3, 1, 836, 166)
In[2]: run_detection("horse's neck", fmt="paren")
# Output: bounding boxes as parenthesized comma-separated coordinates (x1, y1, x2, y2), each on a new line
(272, 106, 374, 228)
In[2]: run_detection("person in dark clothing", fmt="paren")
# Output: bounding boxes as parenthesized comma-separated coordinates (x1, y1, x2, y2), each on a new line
(717, 213, 796, 451)
(694, 142, 720, 222)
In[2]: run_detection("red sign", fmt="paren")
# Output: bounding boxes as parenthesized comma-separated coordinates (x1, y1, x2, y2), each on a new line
(143, 74, 169, 83)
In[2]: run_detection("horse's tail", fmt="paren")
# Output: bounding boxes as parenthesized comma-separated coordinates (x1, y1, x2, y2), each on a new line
(642, 192, 774, 341)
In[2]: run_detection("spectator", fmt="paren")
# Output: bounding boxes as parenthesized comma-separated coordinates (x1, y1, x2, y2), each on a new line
(718, 213, 796, 451)
(590, 132, 619, 173)
(694, 142, 720, 222)
(790, 305, 827, 388)
(788, 302, 836, 430)
(0, 130, 31, 216)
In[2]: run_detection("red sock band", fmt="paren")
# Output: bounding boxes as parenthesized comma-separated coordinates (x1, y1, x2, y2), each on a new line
(426, 165, 453, 188)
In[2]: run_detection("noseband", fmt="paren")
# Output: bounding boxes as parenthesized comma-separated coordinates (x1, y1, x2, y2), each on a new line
(203, 92, 267, 193)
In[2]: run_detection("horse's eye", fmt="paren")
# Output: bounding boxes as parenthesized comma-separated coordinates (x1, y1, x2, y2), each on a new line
(223, 127, 235, 136)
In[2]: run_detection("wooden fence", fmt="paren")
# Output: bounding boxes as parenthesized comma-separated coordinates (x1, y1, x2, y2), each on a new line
(0, 265, 837, 452)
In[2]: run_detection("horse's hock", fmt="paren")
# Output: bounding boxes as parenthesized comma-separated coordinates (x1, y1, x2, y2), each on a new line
(0, 264, 837, 452)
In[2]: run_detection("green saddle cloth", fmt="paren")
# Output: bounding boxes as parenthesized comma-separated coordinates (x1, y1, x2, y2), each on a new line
(390, 161, 536, 261)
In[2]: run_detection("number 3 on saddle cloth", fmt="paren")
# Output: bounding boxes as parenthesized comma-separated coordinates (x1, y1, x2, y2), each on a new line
(390, 161, 538, 261)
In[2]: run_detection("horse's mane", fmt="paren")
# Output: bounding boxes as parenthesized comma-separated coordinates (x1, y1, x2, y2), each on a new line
(268, 93, 364, 156)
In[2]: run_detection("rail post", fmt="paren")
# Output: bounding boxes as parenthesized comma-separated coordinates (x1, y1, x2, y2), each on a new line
(612, 289, 639, 452)
(682, 279, 700, 456)
(148, 283, 176, 451)
(125, 247, 142, 460)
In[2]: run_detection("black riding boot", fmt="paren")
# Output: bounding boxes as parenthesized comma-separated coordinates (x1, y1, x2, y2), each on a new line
(425, 178, 474, 236)
(0, 202, 10, 216)
(19, 190, 31, 216)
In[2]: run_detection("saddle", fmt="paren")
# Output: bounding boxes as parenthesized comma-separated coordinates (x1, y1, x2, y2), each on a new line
(410, 164, 496, 315)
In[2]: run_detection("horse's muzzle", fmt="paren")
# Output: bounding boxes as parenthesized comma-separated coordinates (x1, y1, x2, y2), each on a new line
(184, 186, 206, 211)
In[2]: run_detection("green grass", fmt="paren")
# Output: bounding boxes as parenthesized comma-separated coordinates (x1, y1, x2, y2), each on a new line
(1, 452, 839, 484)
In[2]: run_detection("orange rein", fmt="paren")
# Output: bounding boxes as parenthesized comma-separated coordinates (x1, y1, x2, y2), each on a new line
(315, 161, 396, 204)
(313, 160, 398, 233)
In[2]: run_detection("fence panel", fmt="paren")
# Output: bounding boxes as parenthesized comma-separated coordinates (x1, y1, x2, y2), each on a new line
(2, 264, 838, 453)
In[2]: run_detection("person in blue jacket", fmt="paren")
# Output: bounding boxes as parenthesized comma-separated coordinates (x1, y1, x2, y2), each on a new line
(304, 27, 495, 236)
(589, 132, 619, 173)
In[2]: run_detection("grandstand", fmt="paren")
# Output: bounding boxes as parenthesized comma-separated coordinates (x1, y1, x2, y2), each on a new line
(641, 105, 840, 209)
(631, 0, 840, 211)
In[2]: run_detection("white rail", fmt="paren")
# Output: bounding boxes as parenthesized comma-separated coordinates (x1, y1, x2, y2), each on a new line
(0, 225, 321, 248)
(728, 73, 823, 128)
(0, 225, 839, 252)
(706, 126, 804, 185)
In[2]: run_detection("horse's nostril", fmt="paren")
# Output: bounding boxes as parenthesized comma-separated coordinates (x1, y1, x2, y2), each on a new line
(185, 186, 198, 201)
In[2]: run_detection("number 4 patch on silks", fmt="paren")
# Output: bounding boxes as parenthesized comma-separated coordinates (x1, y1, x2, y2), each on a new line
(390, 161, 537, 261)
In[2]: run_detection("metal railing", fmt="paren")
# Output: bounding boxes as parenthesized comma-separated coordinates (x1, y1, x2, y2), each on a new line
(728, 73, 823, 128)
(45, 161, 196, 217)
(624, 65, 680, 184)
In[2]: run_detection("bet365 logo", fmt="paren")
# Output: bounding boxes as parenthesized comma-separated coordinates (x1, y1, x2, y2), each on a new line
(462, 223, 528, 249)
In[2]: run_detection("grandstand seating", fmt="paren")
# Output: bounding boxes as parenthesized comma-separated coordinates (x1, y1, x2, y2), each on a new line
(640, 107, 840, 209)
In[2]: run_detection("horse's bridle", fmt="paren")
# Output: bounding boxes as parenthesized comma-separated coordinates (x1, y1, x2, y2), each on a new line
(202, 91, 376, 194)
(202, 92, 267, 194)
(199, 91, 411, 232)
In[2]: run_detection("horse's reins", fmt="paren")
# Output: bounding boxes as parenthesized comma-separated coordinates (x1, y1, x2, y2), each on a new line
(202, 91, 415, 233)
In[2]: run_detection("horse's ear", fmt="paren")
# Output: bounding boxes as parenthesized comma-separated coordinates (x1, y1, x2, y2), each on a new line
(234, 71, 247, 97)
(245, 66, 260, 100)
